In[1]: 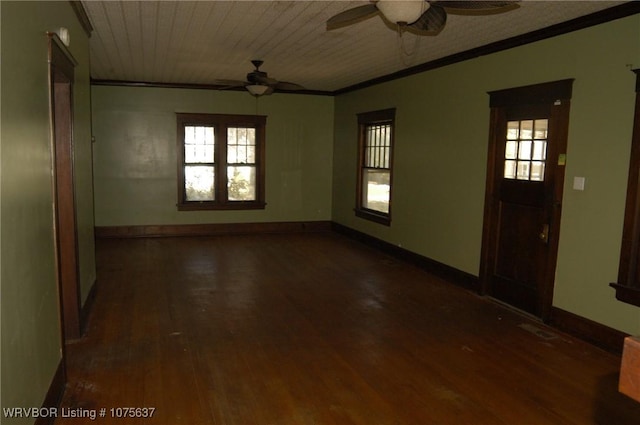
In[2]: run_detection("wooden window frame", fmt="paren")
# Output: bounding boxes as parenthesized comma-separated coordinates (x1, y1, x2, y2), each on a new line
(611, 69, 640, 306)
(176, 113, 266, 211)
(355, 108, 396, 226)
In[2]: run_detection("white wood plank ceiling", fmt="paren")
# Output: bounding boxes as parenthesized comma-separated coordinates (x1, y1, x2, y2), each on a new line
(82, 1, 629, 93)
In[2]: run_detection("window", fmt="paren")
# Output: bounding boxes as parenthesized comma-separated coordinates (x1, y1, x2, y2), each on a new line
(504, 119, 548, 181)
(356, 108, 395, 225)
(176, 113, 266, 210)
(611, 69, 640, 306)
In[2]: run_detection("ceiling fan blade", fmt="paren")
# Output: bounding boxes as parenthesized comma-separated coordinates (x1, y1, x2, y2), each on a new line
(274, 81, 305, 91)
(407, 4, 447, 35)
(431, 1, 520, 15)
(326, 4, 380, 30)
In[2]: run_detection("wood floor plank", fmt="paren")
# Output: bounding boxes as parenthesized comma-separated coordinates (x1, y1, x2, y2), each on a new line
(56, 233, 640, 424)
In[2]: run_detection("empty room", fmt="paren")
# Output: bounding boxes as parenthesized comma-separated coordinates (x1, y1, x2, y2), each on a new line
(3, 1, 640, 424)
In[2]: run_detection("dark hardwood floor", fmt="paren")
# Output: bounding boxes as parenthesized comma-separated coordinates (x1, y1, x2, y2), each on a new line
(57, 232, 640, 424)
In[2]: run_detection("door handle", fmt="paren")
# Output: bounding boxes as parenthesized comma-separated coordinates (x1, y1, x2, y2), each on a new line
(539, 224, 549, 244)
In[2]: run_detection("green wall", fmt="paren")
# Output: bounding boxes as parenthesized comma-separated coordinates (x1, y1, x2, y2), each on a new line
(332, 15, 640, 334)
(92, 87, 334, 226)
(1, 1, 95, 422)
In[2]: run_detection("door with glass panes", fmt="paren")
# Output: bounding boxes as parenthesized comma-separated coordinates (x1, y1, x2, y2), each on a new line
(481, 80, 572, 320)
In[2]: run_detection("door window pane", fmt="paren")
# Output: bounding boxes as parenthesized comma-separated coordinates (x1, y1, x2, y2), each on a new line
(533, 140, 547, 160)
(518, 140, 532, 160)
(505, 141, 518, 159)
(504, 160, 516, 179)
(507, 121, 519, 140)
(504, 120, 548, 181)
(516, 161, 530, 180)
(534, 119, 548, 139)
(531, 161, 545, 181)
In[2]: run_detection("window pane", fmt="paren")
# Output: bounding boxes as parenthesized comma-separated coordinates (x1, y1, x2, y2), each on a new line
(228, 127, 256, 164)
(227, 166, 256, 201)
(504, 160, 516, 179)
(518, 140, 532, 160)
(532, 140, 547, 160)
(185, 145, 214, 163)
(365, 123, 391, 169)
(520, 120, 533, 139)
(516, 161, 530, 180)
(363, 169, 390, 213)
(505, 141, 518, 159)
(184, 126, 214, 163)
(531, 161, 545, 181)
(534, 119, 548, 139)
(185, 165, 214, 201)
(507, 121, 519, 140)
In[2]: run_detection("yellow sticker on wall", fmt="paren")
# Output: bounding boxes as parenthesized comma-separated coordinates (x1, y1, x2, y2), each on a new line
(558, 154, 567, 166)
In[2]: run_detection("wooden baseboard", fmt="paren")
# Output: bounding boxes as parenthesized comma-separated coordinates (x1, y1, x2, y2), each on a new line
(331, 222, 479, 291)
(95, 221, 332, 238)
(34, 360, 66, 425)
(549, 307, 629, 355)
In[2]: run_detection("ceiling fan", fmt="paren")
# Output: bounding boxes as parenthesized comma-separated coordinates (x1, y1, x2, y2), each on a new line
(326, 1, 521, 36)
(214, 60, 304, 97)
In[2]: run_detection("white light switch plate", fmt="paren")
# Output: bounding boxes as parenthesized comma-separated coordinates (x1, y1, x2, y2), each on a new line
(573, 176, 586, 191)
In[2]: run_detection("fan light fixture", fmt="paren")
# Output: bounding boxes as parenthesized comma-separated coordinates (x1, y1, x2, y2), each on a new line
(246, 84, 269, 97)
(376, 0, 428, 24)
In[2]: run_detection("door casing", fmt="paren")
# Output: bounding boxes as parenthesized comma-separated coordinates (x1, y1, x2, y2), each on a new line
(49, 34, 81, 342)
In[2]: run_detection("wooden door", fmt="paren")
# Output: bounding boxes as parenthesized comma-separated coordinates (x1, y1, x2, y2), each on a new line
(481, 80, 572, 320)
(49, 35, 81, 341)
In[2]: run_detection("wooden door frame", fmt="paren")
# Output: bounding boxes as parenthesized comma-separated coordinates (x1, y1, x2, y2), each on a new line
(48, 34, 81, 341)
(480, 79, 573, 321)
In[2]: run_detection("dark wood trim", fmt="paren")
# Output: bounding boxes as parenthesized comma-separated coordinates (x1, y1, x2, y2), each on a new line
(611, 69, 640, 307)
(69, 1, 93, 37)
(479, 106, 505, 296)
(34, 360, 66, 425)
(47, 33, 78, 70)
(331, 222, 479, 291)
(488, 79, 574, 108)
(354, 208, 391, 226)
(610, 283, 640, 306)
(549, 307, 629, 355)
(49, 35, 82, 341)
(91, 79, 334, 97)
(95, 221, 332, 239)
(335, 3, 640, 95)
(80, 279, 98, 336)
